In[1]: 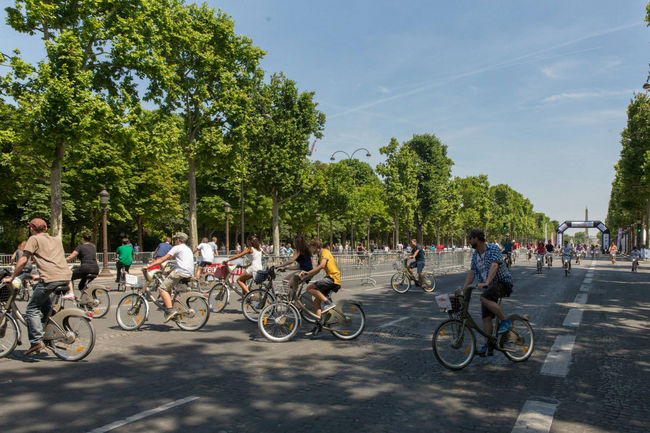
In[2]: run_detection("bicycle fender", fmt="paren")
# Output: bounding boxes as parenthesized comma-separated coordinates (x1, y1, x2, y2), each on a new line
(174, 291, 206, 312)
(44, 308, 91, 340)
(338, 299, 362, 307)
(507, 313, 530, 322)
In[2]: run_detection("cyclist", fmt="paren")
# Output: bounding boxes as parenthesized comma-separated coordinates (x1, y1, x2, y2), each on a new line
(461, 229, 513, 357)
(277, 235, 313, 295)
(147, 232, 194, 322)
(561, 240, 574, 272)
(64, 232, 100, 298)
(405, 238, 426, 287)
(631, 245, 641, 271)
(609, 243, 618, 263)
(575, 244, 584, 264)
(299, 239, 341, 336)
(10, 240, 34, 283)
(115, 238, 134, 283)
(502, 237, 514, 266)
(194, 237, 215, 280)
(153, 237, 173, 260)
(223, 235, 263, 297)
(2, 218, 72, 355)
(545, 240, 554, 267)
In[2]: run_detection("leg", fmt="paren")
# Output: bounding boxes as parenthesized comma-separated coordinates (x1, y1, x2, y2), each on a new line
(238, 274, 252, 295)
(24, 282, 53, 345)
(480, 296, 505, 322)
(195, 265, 203, 280)
(115, 262, 123, 283)
(306, 284, 328, 318)
(481, 316, 494, 345)
(417, 262, 425, 287)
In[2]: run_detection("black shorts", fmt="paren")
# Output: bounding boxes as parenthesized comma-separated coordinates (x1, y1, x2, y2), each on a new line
(313, 276, 341, 296)
(198, 261, 212, 267)
(480, 281, 513, 318)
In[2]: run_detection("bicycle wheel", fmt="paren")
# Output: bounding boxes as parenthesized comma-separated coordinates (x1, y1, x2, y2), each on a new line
(299, 291, 318, 324)
(208, 282, 229, 313)
(116, 294, 148, 331)
(175, 295, 210, 331)
(89, 286, 111, 318)
(432, 319, 476, 371)
(390, 272, 410, 294)
(258, 302, 300, 342)
(50, 316, 95, 361)
(242, 289, 275, 323)
(421, 272, 437, 293)
(0, 314, 19, 358)
(328, 302, 365, 340)
(198, 274, 214, 294)
(499, 317, 535, 362)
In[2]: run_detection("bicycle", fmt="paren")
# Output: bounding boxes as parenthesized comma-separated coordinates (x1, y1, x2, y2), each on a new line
(258, 277, 365, 342)
(1, 267, 33, 301)
(545, 253, 553, 268)
(390, 257, 436, 294)
(432, 286, 534, 371)
(115, 266, 210, 331)
(503, 252, 512, 270)
(58, 268, 111, 318)
(535, 254, 544, 274)
(632, 257, 639, 272)
(0, 272, 95, 361)
(562, 255, 571, 277)
(206, 263, 255, 316)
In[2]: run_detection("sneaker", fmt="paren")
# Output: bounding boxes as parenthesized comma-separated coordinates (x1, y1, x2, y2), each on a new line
(164, 310, 179, 323)
(321, 300, 336, 313)
(497, 319, 512, 334)
(61, 293, 75, 301)
(24, 341, 45, 356)
(477, 344, 494, 357)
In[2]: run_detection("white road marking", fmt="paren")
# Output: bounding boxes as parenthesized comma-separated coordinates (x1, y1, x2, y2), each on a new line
(541, 334, 576, 377)
(379, 316, 409, 328)
(574, 293, 588, 304)
(583, 278, 592, 284)
(511, 400, 558, 433)
(563, 309, 583, 327)
(578, 284, 590, 293)
(87, 395, 200, 433)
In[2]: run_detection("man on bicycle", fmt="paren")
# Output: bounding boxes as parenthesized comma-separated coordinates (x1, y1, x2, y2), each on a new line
(631, 245, 641, 270)
(545, 240, 555, 266)
(406, 239, 426, 287)
(299, 239, 341, 336)
(502, 237, 514, 265)
(147, 232, 194, 323)
(194, 237, 215, 280)
(2, 218, 72, 355)
(461, 229, 513, 357)
(561, 240, 574, 272)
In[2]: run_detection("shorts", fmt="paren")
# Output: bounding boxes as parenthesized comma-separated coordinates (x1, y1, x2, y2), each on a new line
(409, 261, 425, 273)
(159, 270, 191, 292)
(198, 261, 211, 267)
(480, 281, 513, 319)
(313, 276, 341, 296)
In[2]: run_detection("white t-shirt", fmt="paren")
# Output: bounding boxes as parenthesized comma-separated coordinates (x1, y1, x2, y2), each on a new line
(168, 244, 194, 277)
(561, 246, 573, 257)
(197, 242, 214, 263)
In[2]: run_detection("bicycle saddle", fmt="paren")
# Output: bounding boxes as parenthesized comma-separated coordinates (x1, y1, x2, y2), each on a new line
(51, 282, 71, 293)
(85, 274, 98, 281)
(179, 277, 192, 284)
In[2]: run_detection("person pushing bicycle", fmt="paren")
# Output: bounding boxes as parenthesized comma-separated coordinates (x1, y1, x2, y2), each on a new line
(406, 239, 426, 287)
(461, 229, 513, 357)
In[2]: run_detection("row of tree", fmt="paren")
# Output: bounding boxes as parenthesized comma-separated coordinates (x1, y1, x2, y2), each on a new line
(0, 1, 554, 254)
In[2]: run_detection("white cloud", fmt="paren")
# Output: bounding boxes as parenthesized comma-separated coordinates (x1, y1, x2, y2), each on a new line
(542, 89, 634, 103)
(554, 109, 625, 124)
(377, 86, 390, 94)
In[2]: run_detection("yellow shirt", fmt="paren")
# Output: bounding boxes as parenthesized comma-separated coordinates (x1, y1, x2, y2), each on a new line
(319, 248, 341, 286)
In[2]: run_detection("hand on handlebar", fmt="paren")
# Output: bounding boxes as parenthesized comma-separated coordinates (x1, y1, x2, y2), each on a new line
(2, 276, 12, 284)
(477, 282, 488, 290)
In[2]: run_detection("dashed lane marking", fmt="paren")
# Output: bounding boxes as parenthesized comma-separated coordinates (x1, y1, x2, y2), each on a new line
(541, 334, 576, 377)
(511, 400, 558, 433)
(574, 293, 588, 304)
(379, 316, 409, 328)
(562, 309, 583, 328)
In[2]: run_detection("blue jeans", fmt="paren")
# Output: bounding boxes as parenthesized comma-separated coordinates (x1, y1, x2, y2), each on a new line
(25, 281, 67, 345)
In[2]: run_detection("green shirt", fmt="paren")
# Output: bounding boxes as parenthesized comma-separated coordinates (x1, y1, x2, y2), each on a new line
(116, 245, 134, 266)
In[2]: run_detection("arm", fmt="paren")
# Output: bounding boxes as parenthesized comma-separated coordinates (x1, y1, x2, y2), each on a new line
(278, 252, 300, 269)
(66, 250, 79, 262)
(477, 262, 500, 290)
(149, 253, 172, 268)
(301, 257, 327, 279)
(3, 253, 31, 282)
(225, 248, 249, 263)
(461, 269, 475, 291)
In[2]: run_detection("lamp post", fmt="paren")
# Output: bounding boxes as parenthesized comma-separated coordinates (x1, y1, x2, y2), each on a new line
(99, 189, 111, 277)
(224, 202, 231, 255)
(366, 217, 370, 251)
(392, 220, 396, 251)
(316, 213, 321, 240)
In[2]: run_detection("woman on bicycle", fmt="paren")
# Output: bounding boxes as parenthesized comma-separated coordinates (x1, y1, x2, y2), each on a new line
(223, 235, 263, 296)
(277, 235, 313, 295)
(65, 232, 100, 299)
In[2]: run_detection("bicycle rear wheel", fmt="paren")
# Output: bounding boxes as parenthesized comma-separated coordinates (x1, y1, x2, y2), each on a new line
(432, 319, 475, 371)
(50, 316, 95, 361)
(175, 295, 210, 331)
(198, 273, 214, 294)
(89, 286, 111, 318)
(208, 282, 229, 313)
(0, 314, 19, 358)
(258, 302, 300, 342)
(499, 317, 534, 362)
(242, 289, 275, 323)
(328, 302, 365, 340)
(390, 272, 410, 294)
(299, 291, 318, 324)
(421, 272, 436, 293)
(116, 294, 148, 331)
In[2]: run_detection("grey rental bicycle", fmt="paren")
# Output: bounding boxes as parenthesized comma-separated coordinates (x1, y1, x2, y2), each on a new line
(58, 269, 111, 318)
(432, 286, 534, 371)
(207, 263, 259, 320)
(390, 257, 436, 294)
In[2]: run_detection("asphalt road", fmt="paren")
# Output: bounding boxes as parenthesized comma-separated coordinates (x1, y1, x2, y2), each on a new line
(1, 255, 648, 433)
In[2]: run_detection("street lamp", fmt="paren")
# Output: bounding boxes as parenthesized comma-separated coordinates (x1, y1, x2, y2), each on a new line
(643, 82, 650, 90)
(316, 213, 321, 240)
(392, 220, 396, 251)
(224, 202, 231, 255)
(98, 189, 111, 277)
(366, 217, 370, 251)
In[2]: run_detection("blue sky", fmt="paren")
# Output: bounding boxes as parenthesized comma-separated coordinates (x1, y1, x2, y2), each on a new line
(2, 1, 649, 229)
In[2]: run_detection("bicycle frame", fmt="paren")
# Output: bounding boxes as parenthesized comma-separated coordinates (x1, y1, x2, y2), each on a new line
(291, 283, 358, 330)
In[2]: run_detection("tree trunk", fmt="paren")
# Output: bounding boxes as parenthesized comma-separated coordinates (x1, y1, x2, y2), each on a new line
(394, 211, 399, 250)
(272, 190, 280, 256)
(436, 224, 440, 246)
(415, 213, 424, 245)
(49, 139, 65, 238)
(187, 155, 198, 249)
(68, 228, 77, 252)
(329, 219, 333, 247)
(137, 215, 144, 250)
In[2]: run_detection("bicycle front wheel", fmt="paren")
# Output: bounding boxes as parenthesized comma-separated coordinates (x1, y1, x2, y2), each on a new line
(432, 319, 476, 371)
(258, 302, 300, 342)
(208, 282, 229, 313)
(499, 317, 535, 362)
(116, 294, 148, 331)
(90, 286, 111, 318)
(242, 289, 275, 323)
(390, 272, 410, 294)
(176, 295, 210, 331)
(50, 316, 95, 361)
(421, 272, 437, 293)
(328, 302, 365, 340)
(0, 314, 19, 358)
(299, 291, 318, 324)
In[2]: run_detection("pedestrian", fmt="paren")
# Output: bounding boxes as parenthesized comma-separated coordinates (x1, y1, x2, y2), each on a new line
(115, 237, 135, 283)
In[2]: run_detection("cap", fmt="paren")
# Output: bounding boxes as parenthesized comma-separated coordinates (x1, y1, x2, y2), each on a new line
(28, 218, 47, 232)
(173, 232, 189, 242)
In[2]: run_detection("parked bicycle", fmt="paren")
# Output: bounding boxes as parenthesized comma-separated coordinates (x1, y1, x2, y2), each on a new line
(0, 270, 95, 361)
(432, 286, 534, 371)
(115, 265, 209, 331)
(258, 277, 365, 342)
(390, 257, 436, 294)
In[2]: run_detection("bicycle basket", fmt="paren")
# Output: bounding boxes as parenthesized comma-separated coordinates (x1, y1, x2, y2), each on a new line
(0, 284, 11, 303)
(253, 269, 269, 284)
(435, 293, 461, 313)
(212, 264, 229, 279)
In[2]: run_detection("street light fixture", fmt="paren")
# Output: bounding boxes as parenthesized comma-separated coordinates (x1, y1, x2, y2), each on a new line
(224, 202, 231, 255)
(643, 82, 650, 90)
(316, 213, 321, 240)
(366, 217, 370, 251)
(98, 189, 111, 277)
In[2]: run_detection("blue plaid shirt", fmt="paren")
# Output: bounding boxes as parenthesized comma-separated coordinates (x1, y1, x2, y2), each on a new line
(471, 243, 512, 285)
